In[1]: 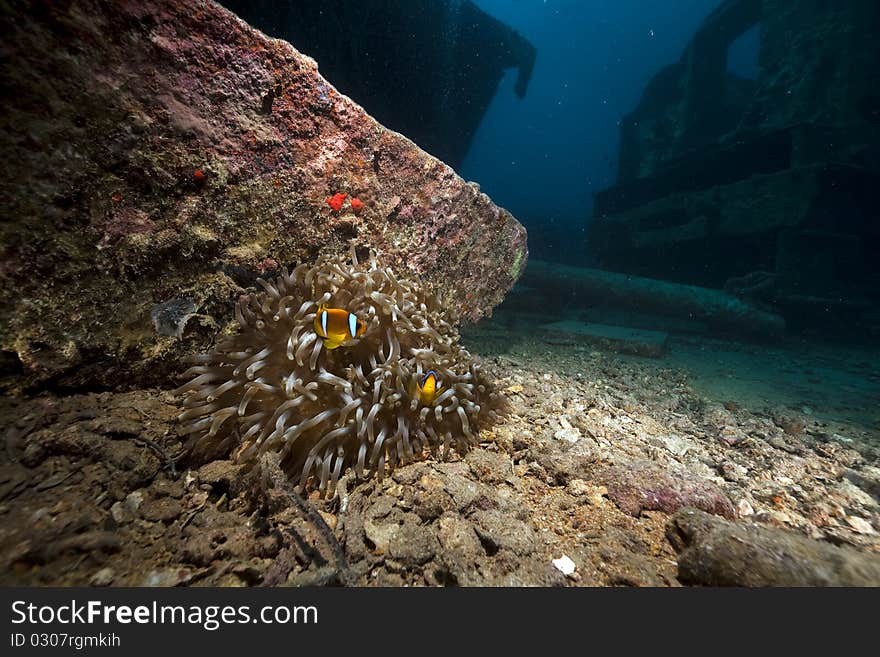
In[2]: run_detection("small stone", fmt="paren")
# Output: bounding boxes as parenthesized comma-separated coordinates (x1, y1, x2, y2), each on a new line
(110, 501, 131, 524)
(472, 509, 536, 555)
(437, 513, 482, 564)
(141, 569, 193, 587)
(197, 460, 244, 489)
(152, 478, 185, 499)
(778, 418, 806, 437)
(318, 510, 337, 531)
(660, 435, 693, 457)
(413, 486, 453, 522)
(768, 509, 796, 526)
(465, 449, 513, 483)
(215, 572, 248, 587)
(845, 515, 876, 535)
(844, 466, 880, 499)
(735, 498, 754, 517)
(389, 517, 440, 566)
(552, 555, 576, 577)
(21, 442, 48, 467)
(89, 568, 115, 586)
(567, 478, 591, 497)
(719, 461, 748, 483)
(553, 427, 581, 443)
(29, 508, 50, 524)
(141, 497, 182, 523)
(363, 519, 398, 554)
(124, 491, 144, 514)
(719, 426, 745, 446)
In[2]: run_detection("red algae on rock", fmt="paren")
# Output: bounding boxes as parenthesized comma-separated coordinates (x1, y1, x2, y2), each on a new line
(601, 460, 736, 520)
(0, 0, 527, 390)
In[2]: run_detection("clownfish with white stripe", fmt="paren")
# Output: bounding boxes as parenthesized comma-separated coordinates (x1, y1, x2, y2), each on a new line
(413, 370, 441, 405)
(313, 304, 366, 349)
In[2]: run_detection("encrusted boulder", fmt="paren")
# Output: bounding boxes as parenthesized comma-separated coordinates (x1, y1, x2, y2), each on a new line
(0, 0, 527, 391)
(601, 460, 736, 520)
(667, 508, 880, 587)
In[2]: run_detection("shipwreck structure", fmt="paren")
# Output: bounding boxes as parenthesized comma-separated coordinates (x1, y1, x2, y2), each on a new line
(221, 0, 536, 170)
(590, 0, 880, 335)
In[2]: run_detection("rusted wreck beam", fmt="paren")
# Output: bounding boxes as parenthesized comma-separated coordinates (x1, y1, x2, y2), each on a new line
(521, 261, 785, 337)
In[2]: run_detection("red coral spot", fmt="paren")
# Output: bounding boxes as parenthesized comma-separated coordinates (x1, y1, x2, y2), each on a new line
(325, 192, 347, 212)
(350, 197, 364, 212)
(194, 169, 206, 184)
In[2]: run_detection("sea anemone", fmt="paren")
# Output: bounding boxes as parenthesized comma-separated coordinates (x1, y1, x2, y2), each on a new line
(176, 246, 505, 496)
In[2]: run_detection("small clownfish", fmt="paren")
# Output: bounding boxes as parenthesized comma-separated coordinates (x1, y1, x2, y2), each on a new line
(350, 197, 364, 212)
(325, 193, 347, 212)
(314, 304, 366, 349)
(415, 370, 441, 406)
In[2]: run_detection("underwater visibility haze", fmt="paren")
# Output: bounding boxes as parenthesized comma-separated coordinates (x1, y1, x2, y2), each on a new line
(0, 0, 878, 589)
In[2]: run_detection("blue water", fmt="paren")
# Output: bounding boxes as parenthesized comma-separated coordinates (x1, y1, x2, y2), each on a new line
(461, 0, 757, 264)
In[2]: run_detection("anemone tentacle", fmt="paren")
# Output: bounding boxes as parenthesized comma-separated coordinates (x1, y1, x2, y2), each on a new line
(177, 247, 506, 496)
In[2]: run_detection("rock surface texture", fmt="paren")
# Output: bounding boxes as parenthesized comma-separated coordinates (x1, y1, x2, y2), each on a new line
(668, 508, 880, 586)
(0, 0, 527, 390)
(218, 0, 536, 170)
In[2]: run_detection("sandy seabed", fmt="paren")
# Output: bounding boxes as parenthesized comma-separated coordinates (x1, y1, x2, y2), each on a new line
(1, 318, 878, 586)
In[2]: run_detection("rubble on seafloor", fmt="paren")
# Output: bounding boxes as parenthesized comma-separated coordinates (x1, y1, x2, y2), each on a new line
(2, 327, 878, 587)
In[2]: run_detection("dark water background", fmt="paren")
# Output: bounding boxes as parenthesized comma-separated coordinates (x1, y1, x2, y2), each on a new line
(461, 0, 759, 264)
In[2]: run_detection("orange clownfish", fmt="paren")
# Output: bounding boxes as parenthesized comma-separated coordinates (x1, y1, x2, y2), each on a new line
(314, 304, 366, 349)
(325, 193, 347, 212)
(414, 370, 441, 405)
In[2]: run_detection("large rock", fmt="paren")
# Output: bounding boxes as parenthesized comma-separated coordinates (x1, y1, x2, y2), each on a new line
(218, 0, 536, 171)
(0, 0, 527, 390)
(601, 460, 736, 520)
(667, 508, 880, 587)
